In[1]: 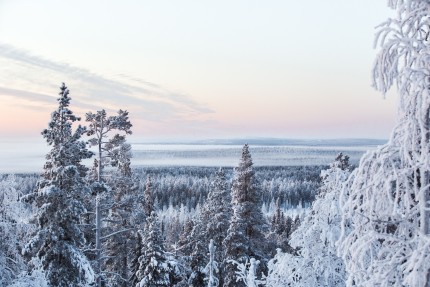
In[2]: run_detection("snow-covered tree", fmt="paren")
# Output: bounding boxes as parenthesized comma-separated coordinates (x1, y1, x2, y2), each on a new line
(135, 178, 179, 286)
(85, 108, 132, 286)
(86, 109, 132, 183)
(338, 1, 430, 286)
(266, 153, 351, 287)
(143, 176, 155, 218)
(204, 240, 219, 287)
(0, 175, 34, 286)
(204, 167, 231, 284)
(104, 142, 136, 287)
(230, 258, 265, 287)
(130, 176, 153, 286)
(223, 144, 268, 287)
(136, 212, 173, 286)
(269, 198, 294, 253)
(23, 83, 95, 287)
(177, 218, 194, 252)
(184, 167, 231, 286)
(130, 231, 143, 287)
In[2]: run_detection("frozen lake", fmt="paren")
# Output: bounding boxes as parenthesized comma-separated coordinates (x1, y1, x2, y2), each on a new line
(0, 138, 386, 173)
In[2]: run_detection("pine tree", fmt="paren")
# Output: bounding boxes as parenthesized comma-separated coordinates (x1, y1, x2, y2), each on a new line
(338, 2, 430, 286)
(144, 176, 154, 218)
(136, 212, 173, 287)
(85, 109, 132, 286)
(202, 168, 231, 285)
(186, 167, 231, 286)
(129, 176, 153, 286)
(130, 232, 143, 287)
(269, 198, 293, 253)
(223, 144, 267, 287)
(23, 83, 95, 287)
(104, 142, 136, 287)
(177, 218, 194, 258)
(134, 177, 180, 286)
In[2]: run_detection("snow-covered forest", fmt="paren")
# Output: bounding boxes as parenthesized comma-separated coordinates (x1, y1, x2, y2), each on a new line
(2, 1, 430, 286)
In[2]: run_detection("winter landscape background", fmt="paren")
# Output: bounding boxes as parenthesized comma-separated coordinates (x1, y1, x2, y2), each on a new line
(2, 1, 430, 287)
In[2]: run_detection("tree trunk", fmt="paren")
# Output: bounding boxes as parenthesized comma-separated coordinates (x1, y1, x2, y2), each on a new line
(96, 195, 101, 287)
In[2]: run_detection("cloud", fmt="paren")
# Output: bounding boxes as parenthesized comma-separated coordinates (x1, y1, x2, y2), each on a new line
(0, 86, 111, 113)
(0, 86, 54, 105)
(0, 43, 214, 123)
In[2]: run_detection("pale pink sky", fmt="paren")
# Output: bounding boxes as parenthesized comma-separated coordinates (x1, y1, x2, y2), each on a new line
(0, 0, 397, 141)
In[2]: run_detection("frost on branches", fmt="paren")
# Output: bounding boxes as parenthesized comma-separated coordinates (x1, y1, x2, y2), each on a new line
(338, 1, 430, 286)
(0, 175, 34, 286)
(183, 167, 231, 286)
(135, 181, 179, 287)
(204, 239, 219, 287)
(224, 144, 268, 287)
(85, 108, 133, 286)
(229, 258, 265, 287)
(23, 83, 95, 287)
(265, 154, 351, 287)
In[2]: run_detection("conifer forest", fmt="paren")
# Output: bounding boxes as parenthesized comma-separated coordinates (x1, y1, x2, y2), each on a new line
(2, 1, 430, 287)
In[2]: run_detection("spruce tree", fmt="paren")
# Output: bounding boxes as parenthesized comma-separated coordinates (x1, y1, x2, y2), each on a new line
(135, 180, 178, 286)
(23, 83, 95, 287)
(201, 168, 231, 285)
(177, 218, 194, 258)
(223, 144, 267, 287)
(130, 176, 153, 286)
(130, 232, 143, 287)
(182, 168, 231, 286)
(136, 212, 173, 287)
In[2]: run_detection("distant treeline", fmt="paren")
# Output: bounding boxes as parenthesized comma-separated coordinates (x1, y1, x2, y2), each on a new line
(134, 165, 323, 215)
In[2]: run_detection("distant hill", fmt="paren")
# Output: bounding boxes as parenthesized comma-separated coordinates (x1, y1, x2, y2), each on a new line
(140, 138, 388, 147)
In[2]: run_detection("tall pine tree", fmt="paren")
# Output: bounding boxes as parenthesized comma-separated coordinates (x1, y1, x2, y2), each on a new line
(104, 142, 136, 287)
(85, 109, 132, 286)
(23, 83, 95, 287)
(223, 144, 267, 287)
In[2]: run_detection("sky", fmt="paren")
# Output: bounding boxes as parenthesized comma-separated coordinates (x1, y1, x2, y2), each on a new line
(0, 0, 398, 142)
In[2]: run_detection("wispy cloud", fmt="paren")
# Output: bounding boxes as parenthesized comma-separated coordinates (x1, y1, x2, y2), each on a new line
(0, 43, 214, 123)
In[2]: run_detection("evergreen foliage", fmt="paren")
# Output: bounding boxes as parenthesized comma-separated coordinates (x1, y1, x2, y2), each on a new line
(85, 108, 133, 286)
(104, 142, 136, 287)
(135, 176, 180, 286)
(23, 83, 95, 287)
(136, 212, 173, 286)
(266, 154, 351, 286)
(183, 167, 232, 286)
(223, 144, 268, 287)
